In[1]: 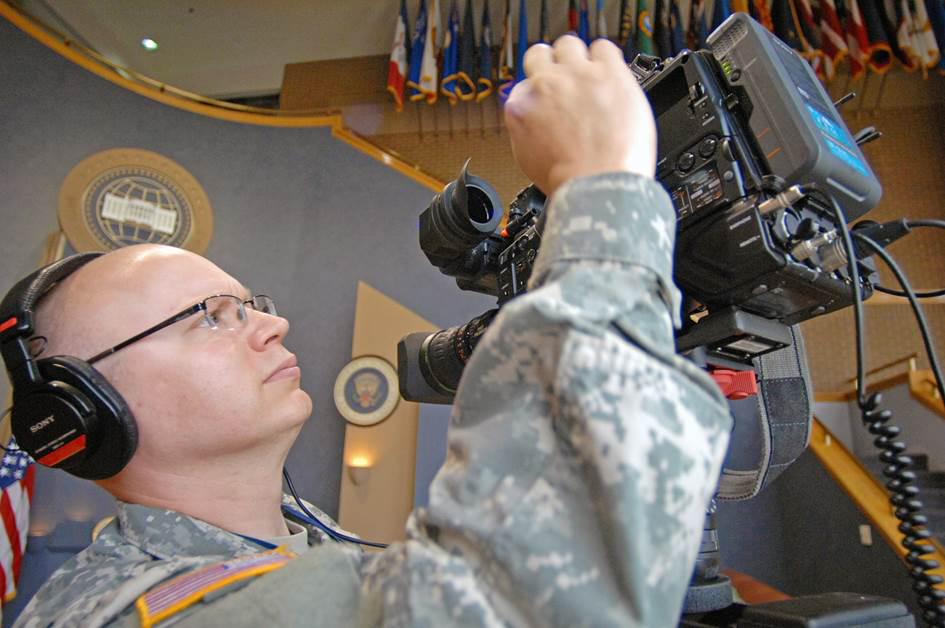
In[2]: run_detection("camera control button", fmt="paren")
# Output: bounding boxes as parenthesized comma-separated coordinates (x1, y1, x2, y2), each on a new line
(699, 137, 718, 157)
(677, 152, 696, 173)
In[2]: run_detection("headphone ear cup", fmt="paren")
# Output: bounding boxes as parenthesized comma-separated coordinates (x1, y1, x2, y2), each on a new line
(36, 356, 138, 480)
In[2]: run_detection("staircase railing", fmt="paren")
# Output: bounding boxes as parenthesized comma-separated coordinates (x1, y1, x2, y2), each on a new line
(809, 419, 945, 579)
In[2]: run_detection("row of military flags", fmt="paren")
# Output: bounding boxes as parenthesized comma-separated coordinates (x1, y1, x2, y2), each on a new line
(387, 0, 945, 112)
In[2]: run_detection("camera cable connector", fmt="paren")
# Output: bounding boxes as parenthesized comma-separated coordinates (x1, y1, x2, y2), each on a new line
(757, 185, 805, 216)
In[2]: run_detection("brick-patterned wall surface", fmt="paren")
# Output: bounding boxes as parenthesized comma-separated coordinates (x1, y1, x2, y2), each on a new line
(283, 60, 944, 392)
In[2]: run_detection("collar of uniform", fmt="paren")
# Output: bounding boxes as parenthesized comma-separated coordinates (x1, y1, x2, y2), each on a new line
(114, 501, 264, 561)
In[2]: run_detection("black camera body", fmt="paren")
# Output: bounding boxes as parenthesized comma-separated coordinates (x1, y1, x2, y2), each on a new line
(400, 12, 883, 402)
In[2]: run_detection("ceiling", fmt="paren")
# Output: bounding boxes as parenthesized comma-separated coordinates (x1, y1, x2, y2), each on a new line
(18, 0, 585, 99)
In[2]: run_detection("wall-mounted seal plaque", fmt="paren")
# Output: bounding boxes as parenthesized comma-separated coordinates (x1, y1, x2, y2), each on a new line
(333, 356, 400, 427)
(58, 148, 213, 253)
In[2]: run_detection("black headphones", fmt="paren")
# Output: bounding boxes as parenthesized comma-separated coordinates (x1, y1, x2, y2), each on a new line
(0, 253, 137, 480)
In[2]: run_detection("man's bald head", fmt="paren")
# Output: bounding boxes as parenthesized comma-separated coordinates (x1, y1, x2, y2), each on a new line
(34, 245, 229, 369)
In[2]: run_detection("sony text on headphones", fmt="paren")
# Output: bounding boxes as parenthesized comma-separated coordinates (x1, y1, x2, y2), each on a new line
(0, 253, 138, 480)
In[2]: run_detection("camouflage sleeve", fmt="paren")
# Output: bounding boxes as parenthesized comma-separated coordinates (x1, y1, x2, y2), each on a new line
(359, 172, 733, 627)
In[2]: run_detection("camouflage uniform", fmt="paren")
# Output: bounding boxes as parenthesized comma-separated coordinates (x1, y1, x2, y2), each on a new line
(16, 173, 731, 627)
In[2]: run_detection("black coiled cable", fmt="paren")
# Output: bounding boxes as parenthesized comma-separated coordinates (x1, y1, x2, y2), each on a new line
(807, 185, 945, 626)
(855, 233, 945, 626)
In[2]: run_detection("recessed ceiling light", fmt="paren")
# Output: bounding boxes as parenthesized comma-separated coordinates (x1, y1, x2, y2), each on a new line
(141, 38, 158, 51)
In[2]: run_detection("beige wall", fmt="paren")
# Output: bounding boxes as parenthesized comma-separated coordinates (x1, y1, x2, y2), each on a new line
(337, 281, 438, 544)
(284, 57, 945, 392)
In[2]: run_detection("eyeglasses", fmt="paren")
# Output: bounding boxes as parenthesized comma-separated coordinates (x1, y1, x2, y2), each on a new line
(87, 294, 276, 365)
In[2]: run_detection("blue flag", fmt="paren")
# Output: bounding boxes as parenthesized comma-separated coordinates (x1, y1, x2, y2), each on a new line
(499, 0, 514, 102)
(440, 0, 460, 104)
(670, 0, 685, 54)
(619, 0, 637, 60)
(456, 0, 478, 100)
(515, 0, 528, 84)
(478, 0, 494, 100)
(712, 0, 731, 31)
(927, 0, 945, 73)
(406, 0, 428, 102)
(579, 0, 591, 43)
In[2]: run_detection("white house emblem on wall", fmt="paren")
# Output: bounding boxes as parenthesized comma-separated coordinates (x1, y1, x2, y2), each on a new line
(58, 148, 213, 253)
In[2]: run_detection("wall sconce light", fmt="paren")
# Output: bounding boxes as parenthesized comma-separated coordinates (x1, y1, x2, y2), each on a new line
(347, 455, 373, 486)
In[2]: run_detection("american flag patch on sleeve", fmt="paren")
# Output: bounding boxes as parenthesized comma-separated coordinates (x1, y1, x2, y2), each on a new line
(135, 548, 296, 627)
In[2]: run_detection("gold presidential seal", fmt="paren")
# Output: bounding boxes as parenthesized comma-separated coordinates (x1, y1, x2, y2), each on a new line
(58, 148, 213, 253)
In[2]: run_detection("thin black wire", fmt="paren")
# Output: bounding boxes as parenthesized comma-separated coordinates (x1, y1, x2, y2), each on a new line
(907, 220, 945, 230)
(871, 220, 945, 298)
(875, 285, 945, 299)
(854, 234, 945, 404)
(282, 467, 388, 549)
(808, 186, 868, 405)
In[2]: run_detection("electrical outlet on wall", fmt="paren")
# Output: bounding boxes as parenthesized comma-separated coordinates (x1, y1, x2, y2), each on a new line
(859, 524, 873, 546)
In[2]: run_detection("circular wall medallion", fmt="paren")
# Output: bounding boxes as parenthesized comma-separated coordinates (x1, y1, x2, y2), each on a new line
(58, 148, 213, 253)
(333, 356, 400, 427)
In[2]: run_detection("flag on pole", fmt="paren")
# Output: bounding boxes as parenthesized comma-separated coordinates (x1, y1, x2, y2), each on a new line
(597, 0, 609, 38)
(654, 0, 673, 56)
(842, 0, 872, 77)
(751, 0, 775, 30)
(689, 0, 709, 49)
(540, 0, 551, 42)
(515, 0, 529, 83)
(387, 0, 411, 111)
(793, 0, 829, 77)
(670, 0, 686, 53)
(927, 0, 945, 73)
(712, 0, 732, 30)
(499, 0, 515, 102)
(579, 0, 591, 43)
(772, 0, 804, 49)
(0, 439, 34, 605)
(440, 0, 459, 105)
(898, 0, 942, 72)
(569, 0, 580, 31)
(817, 0, 850, 80)
(478, 1, 495, 100)
(620, 0, 639, 58)
(441, 0, 460, 104)
(858, 0, 894, 72)
(456, 0, 478, 100)
(636, 0, 656, 54)
(420, 0, 441, 103)
(406, 0, 429, 102)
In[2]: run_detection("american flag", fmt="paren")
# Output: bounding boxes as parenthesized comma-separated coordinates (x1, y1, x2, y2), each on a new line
(0, 440, 34, 605)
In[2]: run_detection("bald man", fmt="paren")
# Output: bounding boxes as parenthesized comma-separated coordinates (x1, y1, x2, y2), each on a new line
(8, 37, 730, 627)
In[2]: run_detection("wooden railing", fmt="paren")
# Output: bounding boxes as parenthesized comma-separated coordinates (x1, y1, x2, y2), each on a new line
(809, 419, 945, 579)
(817, 353, 943, 420)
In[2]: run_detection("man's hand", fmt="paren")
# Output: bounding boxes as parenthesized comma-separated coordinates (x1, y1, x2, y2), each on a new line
(504, 36, 657, 197)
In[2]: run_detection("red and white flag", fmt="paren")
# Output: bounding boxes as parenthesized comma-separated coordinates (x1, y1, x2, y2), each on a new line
(844, 0, 872, 77)
(0, 440, 34, 605)
(818, 0, 851, 79)
(387, 0, 411, 111)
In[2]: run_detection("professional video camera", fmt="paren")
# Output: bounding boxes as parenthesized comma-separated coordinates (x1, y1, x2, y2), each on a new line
(399, 12, 885, 404)
(399, 12, 937, 626)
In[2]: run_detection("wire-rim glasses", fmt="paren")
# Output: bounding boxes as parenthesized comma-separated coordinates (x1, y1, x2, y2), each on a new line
(87, 295, 276, 365)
